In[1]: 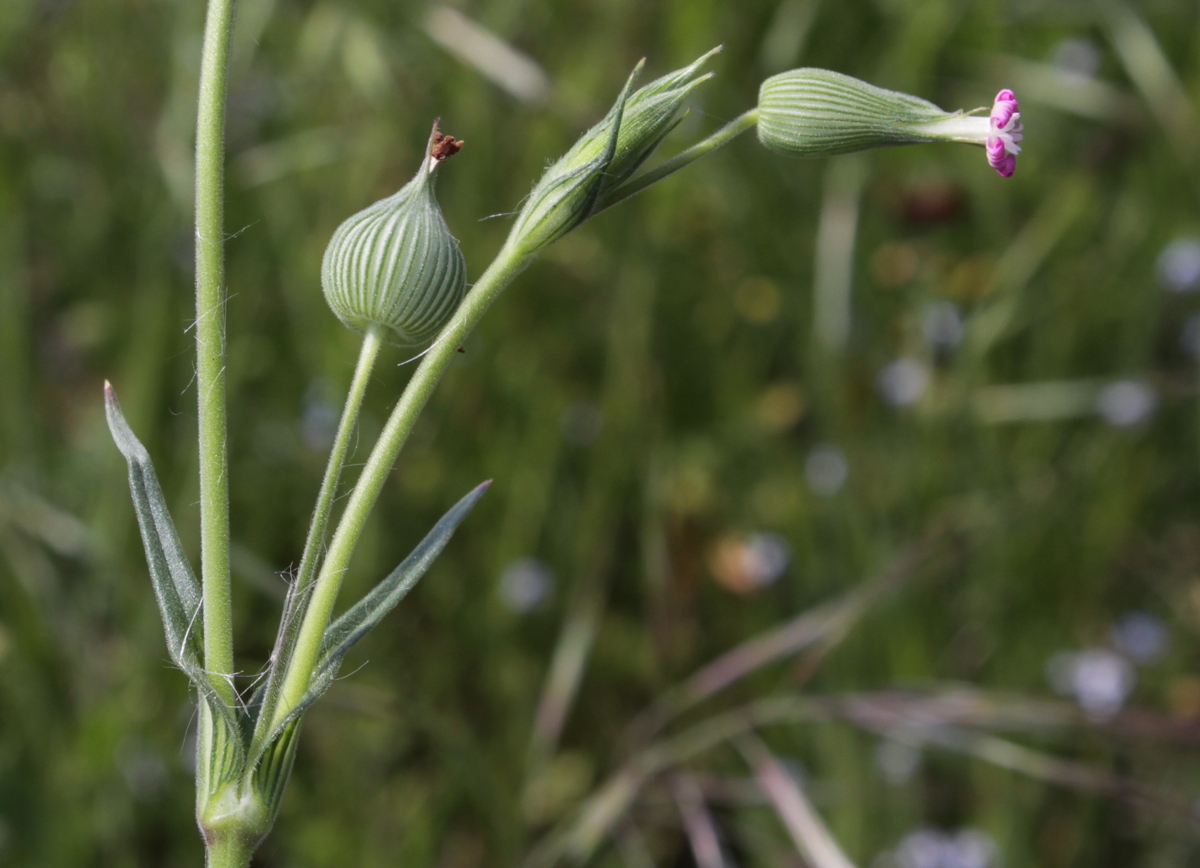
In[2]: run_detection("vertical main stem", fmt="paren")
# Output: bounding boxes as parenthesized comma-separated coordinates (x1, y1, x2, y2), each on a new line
(195, 0, 238, 703)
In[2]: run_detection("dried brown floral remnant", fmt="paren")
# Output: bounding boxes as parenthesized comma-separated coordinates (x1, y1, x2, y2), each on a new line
(431, 129, 464, 163)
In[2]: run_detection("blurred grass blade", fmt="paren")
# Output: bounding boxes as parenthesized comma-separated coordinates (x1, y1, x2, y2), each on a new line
(628, 525, 946, 746)
(423, 4, 549, 104)
(958, 177, 1091, 370)
(813, 154, 868, 353)
(528, 578, 604, 773)
(1104, 3, 1200, 166)
(672, 774, 729, 868)
(985, 55, 1143, 125)
(759, 0, 821, 73)
(737, 735, 857, 868)
(973, 379, 1103, 424)
(252, 481, 490, 752)
(900, 724, 1194, 818)
(104, 383, 244, 757)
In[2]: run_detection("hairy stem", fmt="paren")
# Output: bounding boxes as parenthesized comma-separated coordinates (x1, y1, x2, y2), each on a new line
(269, 241, 531, 729)
(267, 104, 756, 731)
(251, 324, 384, 752)
(195, 0, 237, 703)
(205, 834, 256, 868)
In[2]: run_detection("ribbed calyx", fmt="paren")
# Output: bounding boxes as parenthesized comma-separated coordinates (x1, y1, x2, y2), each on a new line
(321, 123, 466, 346)
(510, 47, 719, 255)
(756, 68, 951, 158)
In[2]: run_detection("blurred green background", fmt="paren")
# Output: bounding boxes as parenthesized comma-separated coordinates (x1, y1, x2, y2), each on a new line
(4, 0, 1200, 864)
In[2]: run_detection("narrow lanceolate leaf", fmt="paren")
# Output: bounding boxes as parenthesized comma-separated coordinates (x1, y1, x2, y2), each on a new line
(104, 382, 244, 773)
(253, 481, 490, 752)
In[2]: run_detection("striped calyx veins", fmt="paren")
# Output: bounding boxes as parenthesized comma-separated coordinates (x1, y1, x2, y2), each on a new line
(510, 47, 719, 255)
(756, 69, 1024, 177)
(756, 68, 949, 158)
(321, 123, 467, 346)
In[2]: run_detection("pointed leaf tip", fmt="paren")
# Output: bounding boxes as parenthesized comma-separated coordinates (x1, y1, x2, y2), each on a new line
(104, 380, 240, 762)
(261, 480, 492, 743)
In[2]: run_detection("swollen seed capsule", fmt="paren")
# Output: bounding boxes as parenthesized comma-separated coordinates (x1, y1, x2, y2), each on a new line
(321, 124, 467, 345)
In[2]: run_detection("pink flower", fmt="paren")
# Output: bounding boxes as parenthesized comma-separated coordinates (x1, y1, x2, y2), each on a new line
(986, 88, 1022, 177)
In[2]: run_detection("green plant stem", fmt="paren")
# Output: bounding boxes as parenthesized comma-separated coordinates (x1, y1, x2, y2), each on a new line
(598, 108, 758, 213)
(268, 106, 755, 731)
(195, 0, 237, 704)
(250, 324, 384, 751)
(205, 834, 257, 868)
(269, 241, 532, 730)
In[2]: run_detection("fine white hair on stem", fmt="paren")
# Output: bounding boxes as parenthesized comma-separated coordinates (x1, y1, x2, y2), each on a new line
(397, 326, 459, 367)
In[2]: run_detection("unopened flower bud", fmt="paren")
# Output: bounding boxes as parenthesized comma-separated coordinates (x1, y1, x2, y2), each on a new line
(321, 123, 467, 345)
(605, 46, 720, 192)
(757, 69, 1024, 177)
(511, 48, 719, 254)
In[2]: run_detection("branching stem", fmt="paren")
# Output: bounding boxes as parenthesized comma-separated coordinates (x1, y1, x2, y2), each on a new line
(269, 241, 531, 730)
(250, 325, 384, 753)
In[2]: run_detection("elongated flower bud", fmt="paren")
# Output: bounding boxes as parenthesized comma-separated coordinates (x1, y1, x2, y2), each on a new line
(605, 46, 720, 192)
(757, 69, 1023, 177)
(322, 123, 467, 345)
(510, 48, 719, 254)
(508, 71, 632, 255)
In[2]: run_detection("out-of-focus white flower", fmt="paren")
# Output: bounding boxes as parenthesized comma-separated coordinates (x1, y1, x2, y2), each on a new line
(745, 533, 790, 583)
(1157, 238, 1200, 293)
(893, 827, 995, 868)
(878, 358, 930, 406)
(922, 301, 965, 351)
(709, 531, 791, 593)
(1047, 648, 1136, 719)
(1180, 313, 1200, 359)
(499, 558, 554, 612)
(805, 443, 848, 495)
(1096, 380, 1157, 427)
(1111, 611, 1168, 663)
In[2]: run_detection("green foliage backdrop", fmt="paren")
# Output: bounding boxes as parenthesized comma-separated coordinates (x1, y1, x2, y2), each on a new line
(2, 0, 1200, 865)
